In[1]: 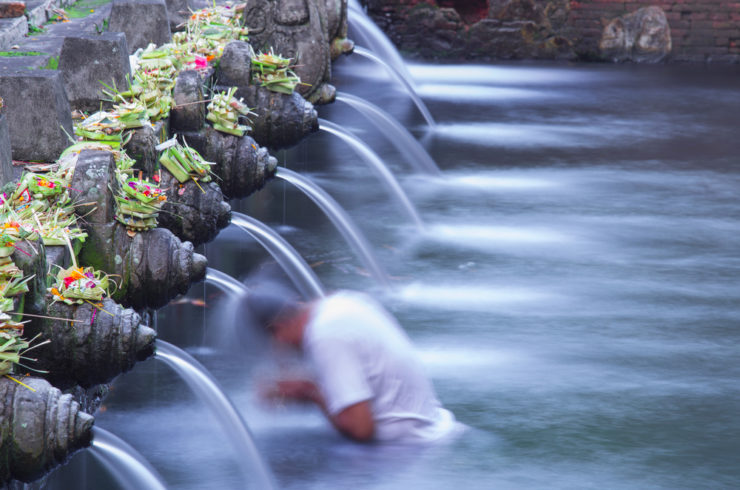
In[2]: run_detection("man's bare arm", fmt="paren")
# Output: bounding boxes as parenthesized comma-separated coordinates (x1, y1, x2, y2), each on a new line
(331, 401, 374, 442)
(263, 380, 374, 442)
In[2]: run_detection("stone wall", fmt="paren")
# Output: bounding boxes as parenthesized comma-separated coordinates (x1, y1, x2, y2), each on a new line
(362, 0, 740, 62)
(570, 0, 740, 62)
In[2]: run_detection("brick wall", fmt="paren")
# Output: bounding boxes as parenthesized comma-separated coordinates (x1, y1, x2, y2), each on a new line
(364, 0, 740, 62)
(568, 0, 740, 62)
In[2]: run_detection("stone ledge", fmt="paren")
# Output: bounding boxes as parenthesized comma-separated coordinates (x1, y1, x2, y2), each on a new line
(0, 16, 27, 50)
(25, 0, 55, 27)
(0, 1, 26, 19)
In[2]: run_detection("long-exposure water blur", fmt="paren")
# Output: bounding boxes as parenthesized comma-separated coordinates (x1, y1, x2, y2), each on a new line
(41, 53, 740, 490)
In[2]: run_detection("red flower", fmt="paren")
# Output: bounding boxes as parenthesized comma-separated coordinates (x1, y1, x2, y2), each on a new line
(195, 55, 208, 69)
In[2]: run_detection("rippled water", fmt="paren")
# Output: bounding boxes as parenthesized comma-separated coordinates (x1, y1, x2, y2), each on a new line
(44, 59, 740, 489)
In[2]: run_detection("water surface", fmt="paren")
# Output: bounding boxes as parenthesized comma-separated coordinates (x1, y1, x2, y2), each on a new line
(46, 60, 740, 489)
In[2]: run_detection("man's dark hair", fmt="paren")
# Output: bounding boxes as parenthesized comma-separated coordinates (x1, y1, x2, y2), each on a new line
(245, 279, 301, 329)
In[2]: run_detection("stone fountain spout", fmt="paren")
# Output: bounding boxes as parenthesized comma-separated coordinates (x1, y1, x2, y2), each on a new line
(216, 41, 320, 149)
(176, 127, 279, 200)
(70, 150, 207, 310)
(23, 298, 156, 389)
(243, 0, 345, 104)
(157, 170, 232, 247)
(0, 377, 94, 483)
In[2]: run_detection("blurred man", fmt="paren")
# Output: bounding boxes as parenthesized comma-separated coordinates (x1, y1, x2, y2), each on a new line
(248, 283, 458, 443)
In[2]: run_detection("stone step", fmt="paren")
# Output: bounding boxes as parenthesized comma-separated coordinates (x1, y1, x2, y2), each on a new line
(25, 0, 56, 28)
(0, 16, 27, 50)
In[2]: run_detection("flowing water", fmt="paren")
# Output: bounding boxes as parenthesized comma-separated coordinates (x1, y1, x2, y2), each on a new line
(275, 167, 389, 287)
(206, 267, 250, 296)
(335, 92, 441, 175)
(41, 57, 740, 490)
(231, 212, 325, 299)
(351, 46, 436, 128)
(317, 118, 425, 229)
(89, 427, 168, 490)
(153, 340, 276, 490)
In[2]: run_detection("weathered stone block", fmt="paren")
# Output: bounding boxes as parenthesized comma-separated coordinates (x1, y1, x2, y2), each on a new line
(213, 82, 319, 149)
(24, 0, 54, 26)
(78, 222, 207, 310)
(245, 0, 333, 104)
(0, 71, 73, 162)
(59, 32, 132, 112)
(123, 124, 160, 173)
(108, 0, 171, 53)
(29, 299, 156, 389)
(45, 245, 71, 271)
(0, 377, 93, 483)
(0, 113, 13, 187)
(164, 0, 192, 31)
(217, 41, 252, 87)
(0, 1, 25, 19)
(600, 6, 672, 63)
(170, 70, 206, 132)
(0, 17, 27, 51)
(12, 237, 47, 319)
(177, 127, 278, 199)
(69, 150, 116, 224)
(158, 170, 231, 246)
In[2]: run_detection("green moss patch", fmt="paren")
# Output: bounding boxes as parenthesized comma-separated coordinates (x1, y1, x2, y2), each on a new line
(66, 0, 111, 19)
(41, 56, 59, 70)
(0, 51, 45, 57)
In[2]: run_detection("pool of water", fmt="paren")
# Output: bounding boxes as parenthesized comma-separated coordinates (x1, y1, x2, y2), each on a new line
(43, 57, 740, 489)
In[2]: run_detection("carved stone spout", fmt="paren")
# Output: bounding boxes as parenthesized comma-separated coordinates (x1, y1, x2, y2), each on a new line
(244, 0, 336, 104)
(22, 299, 156, 389)
(78, 223, 207, 310)
(177, 128, 278, 199)
(216, 42, 320, 149)
(236, 84, 319, 150)
(0, 376, 93, 483)
(324, 0, 353, 59)
(70, 150, 207, 309)
(158, 170, 232, 246)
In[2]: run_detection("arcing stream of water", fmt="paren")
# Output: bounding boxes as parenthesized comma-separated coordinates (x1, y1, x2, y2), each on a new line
(230, 212, 325, 300)
(335, 92, 441, 175)
(153, 340, 276, 490)
(89, 428, 167, 490)
(317, 118, 424, 229)
(39, 17, 740, 490)
(275, 167, 389, 287)
(350, 46, 436, 129)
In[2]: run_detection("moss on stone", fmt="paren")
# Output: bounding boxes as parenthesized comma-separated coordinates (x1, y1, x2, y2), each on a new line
(66, 0, 111, 19)
(0, 51, 45, 57)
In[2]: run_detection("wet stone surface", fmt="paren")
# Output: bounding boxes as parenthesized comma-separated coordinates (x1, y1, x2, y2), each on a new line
(177, 126, 278, 199)
(0, 113, 13, 186)
(30, 298, 157, 389)
(70, 150, 117, 224)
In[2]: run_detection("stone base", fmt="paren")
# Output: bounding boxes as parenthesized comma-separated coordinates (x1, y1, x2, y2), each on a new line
(59, 32, 132, 112)
(70, 150, 117, 225)
(170, 70, 206, 133)
(0, 113, 13, 186)
(164, 0, 192, 31)
(0, 71, 73, 162)
(0, 16, 28, 50)
(108, 0, 171, 53)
